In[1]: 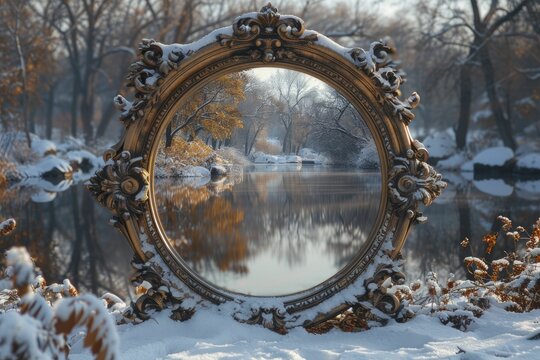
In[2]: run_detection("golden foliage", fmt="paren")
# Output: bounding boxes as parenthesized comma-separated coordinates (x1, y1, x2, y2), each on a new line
(160, 137, 213, 167)
(482, 233, 497, 254)
(170, 73, 246, 143)
(155, 181, 249, 274)
(254, 130, 281, 155)
(0, 2, 56, 130)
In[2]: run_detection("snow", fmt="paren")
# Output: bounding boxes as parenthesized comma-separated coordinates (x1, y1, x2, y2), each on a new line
(516, 152, 540, 170)
(30, 190, 57, 203)
(68, 306, 540, 360)
(0, 218, 16, 236)
(422, 130, 456, 159)
(6, 247, 35, 289)
(17, 177, 73, 193)
(30, 138, 56, 156)
(516, 180, 540, 197)
(437, 152, 468, 170)
(17, 155, 72, 178)
(0, 311, 50, 360)
(473, 179, 513, 197)
(461, 160, 474, 173)
(472, 109, 492, 123)
(357, 140, 379, 169)
(298, 148, 327, 164)
(54, 294, 120, 359)
(179, 166, 210, 178)
(154, 165, 210, 179)
(65, 150, 102, 169)
(471, 147, 514, 167)
(252, 151, 302, 164)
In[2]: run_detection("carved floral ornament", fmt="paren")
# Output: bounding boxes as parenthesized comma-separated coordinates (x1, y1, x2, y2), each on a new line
(88, 3, 446, 333)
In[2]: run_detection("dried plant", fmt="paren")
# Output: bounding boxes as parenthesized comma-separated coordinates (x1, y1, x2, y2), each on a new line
(460, 216, 540, 313)
(396, 215, 540, 330)
(0, 218, 16, 237)
(0, 247, 119, 360)
(310, 216, 540, 333)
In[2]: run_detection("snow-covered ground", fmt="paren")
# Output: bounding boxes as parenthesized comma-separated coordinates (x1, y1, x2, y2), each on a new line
(70, 306, 540, 359)
(252, 151, 303, 164)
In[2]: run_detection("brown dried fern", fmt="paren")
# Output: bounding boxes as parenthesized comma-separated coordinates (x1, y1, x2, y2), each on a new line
(0, 246, 119, 360)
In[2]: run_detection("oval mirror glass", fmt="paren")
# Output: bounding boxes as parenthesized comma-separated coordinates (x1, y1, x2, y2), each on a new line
(153, 68, 382, 296)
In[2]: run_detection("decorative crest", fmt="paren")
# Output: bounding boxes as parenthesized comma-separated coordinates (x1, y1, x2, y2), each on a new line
(115, 39, 185, 126)
(218, 3, 318, 62)
(350, 40, 420, 125)
(388, 150, 447, 222)
(234, 306, 289, 334)
(87, 151, 149, 221)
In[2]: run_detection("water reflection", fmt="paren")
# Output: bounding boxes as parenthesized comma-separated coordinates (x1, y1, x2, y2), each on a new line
(404, 173, 540, 281)
(0, 183, 132, 296)
(155, 166, 381, 295)
(1, 172, 538, 297)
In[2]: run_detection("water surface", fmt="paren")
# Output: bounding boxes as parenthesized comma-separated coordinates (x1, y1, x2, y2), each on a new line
(1, 170, 539, 297)
(155, 166, 381, 296)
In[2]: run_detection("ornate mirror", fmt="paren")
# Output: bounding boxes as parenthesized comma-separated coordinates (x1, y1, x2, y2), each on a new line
(89, 3, 446, 332)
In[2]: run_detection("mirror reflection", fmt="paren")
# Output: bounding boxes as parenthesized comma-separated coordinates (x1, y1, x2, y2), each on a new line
(154, 68, 381, 296)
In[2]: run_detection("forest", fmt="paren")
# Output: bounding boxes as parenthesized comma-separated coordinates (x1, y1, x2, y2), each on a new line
(1, 1, 540, 359)
(0, 0, 538, 157)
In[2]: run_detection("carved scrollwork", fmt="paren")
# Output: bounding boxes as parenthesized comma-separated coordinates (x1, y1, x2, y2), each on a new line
(364, 264, 406, 316)
(87, 151, 149, 220)
(116, 39, 185, 126)
(218, 3, 317, 62)
(234, 307, 289, 334)
(388, 150, 447, 222)
(350, 39, 421, 125)
(89, 3, 447, 333)
(128, 256, 194, 322)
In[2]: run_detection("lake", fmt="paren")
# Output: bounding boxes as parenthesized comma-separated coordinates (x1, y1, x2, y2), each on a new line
(1, 166, 539, 297)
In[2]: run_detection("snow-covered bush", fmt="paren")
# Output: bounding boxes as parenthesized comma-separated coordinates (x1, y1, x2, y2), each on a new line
(0, 245, 119, 360)
(215, 146, 250, 166)
(155, 138, 215, 177)
(357, 139, 379, 169)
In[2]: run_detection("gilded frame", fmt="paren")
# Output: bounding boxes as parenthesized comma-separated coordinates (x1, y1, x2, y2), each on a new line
(88, 3, 446, 332)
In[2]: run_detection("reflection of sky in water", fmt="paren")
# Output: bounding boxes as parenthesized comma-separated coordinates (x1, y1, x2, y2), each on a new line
(207, 236, 338, 296)
(3, 171, 539, 297)
(155, 166, 382, 296)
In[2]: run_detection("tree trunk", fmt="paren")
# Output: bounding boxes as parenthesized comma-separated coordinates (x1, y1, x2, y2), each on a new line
(165, 123, 173, 148)
(478, 46, 517, 150)
(45, 85, 56, 139)
(70, 80, 79, 138)
(80, 83, 95, 144)
(69, 187, 83, 288)
(82, 192, 98, 293)
(95, 101, 117, 139)
(456, 65, 472, 150)
(282, 125, 291, 153)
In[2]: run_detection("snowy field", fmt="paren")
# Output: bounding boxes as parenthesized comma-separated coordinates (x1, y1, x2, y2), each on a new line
(70, 306, 540, 360)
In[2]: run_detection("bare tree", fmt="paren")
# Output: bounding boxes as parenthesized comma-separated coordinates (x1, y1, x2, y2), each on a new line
(419, 0, 534, 150)
(270, 70, 315, 154)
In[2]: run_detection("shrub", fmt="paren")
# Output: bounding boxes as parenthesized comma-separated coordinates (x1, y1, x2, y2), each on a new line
(0, 245, 119, 360)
